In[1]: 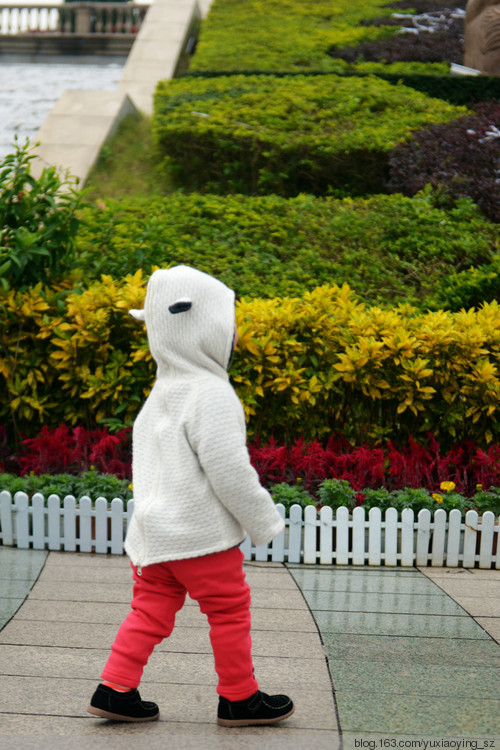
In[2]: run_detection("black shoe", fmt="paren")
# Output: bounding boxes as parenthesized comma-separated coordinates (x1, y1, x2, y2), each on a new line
(87, 683, 159, 722)
(217, 690, 294, 727)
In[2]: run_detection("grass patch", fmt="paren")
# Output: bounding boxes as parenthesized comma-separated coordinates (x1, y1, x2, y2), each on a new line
(85, 112, 173, 201)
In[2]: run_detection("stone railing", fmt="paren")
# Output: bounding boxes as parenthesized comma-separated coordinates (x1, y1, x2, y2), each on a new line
(0, 2, 148, 35)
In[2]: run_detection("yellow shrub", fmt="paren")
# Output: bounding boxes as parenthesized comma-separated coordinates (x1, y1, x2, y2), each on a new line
(1, 279, 500, 447)
(233, 286, 500, 444)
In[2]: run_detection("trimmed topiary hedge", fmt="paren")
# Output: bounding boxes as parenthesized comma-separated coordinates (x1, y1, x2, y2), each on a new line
(153, 74, 467, 196)
(191, 0, 398, 74)
(73, 189, 497, 307)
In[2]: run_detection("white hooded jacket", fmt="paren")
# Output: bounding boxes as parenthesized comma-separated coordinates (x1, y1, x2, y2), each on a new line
(124, 265, 285, 568)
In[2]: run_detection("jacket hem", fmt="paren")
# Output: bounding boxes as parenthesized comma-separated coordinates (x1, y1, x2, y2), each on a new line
(125, 536, 246, 568)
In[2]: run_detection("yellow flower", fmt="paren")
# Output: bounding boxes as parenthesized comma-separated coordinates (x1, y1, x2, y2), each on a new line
(476, 484, 483, 491)
(432, 493, 444, 503)
(440, 481, 455, 493)
(128, 483, 133, 490)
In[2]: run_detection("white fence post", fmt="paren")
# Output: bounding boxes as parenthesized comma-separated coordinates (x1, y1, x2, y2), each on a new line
(288, 505, 303, 563)
(0, 490, 14, 546)
(271, 504, 285, 562)
(416, 508, 431, 566)
(94, 497, 109, 554)
(431, 508, 447, 567)
(303, 505, 318, 564)
(385, 507, 398, 566)
(446, 508, 462, 567)
(319, 506, 333, 564)
(31, 493, 45, 549)
(352, 506, 365, 565)
(63, 496, 77, 552)
(110, 498, 125, 555)
(368, 507, 381, 566)
(335, 506, 349, 565)
(479, 511, 495, 569)
(14, 492, 30, 548)
(400, 508, 414, 567)
(79, 496, 93, 553)
(48, 494, 61, 551)
(463, 509, 478, 568)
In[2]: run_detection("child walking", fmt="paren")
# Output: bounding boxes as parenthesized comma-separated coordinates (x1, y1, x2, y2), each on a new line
(87, 265, 294, 726)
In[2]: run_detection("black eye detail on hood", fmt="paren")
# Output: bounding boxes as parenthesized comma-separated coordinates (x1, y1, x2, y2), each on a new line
(169, 300, 192, 314)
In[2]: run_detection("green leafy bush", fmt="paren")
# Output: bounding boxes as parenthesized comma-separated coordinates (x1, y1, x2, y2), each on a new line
(191, 0, 397, 74)
(270, 481, 315, 511)
(315, 480, 500, 514)
(0, 469, 133, 503)
(153, 74, 466, 197)
(318, 478, 357, 509)
(367, 72, 500, 107)
(429, 257, 500, 312)
(0, 139, 84, 290)
(74, 189, 496, 307)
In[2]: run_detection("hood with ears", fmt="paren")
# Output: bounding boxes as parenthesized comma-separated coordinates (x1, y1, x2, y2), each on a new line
(130, 266, 236, 377)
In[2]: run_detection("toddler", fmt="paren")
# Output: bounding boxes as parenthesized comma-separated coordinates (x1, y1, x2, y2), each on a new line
(87, 265, 294, 726)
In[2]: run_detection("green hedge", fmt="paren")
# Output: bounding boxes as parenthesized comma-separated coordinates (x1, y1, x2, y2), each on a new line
(192, 0, 397, 74)
(0, 471, 133, 503)
(153, 74, 466, 196)
(74, 189, 497, 307)
(371, 72, 500, 107)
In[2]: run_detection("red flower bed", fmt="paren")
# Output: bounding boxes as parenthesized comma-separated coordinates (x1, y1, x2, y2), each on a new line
(248, 434, 500, 497)
(2, 424, 500, 497)
(8, 424, 132, 479)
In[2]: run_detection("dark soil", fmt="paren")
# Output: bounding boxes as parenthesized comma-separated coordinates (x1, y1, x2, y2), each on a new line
(330, 0, 465, 64)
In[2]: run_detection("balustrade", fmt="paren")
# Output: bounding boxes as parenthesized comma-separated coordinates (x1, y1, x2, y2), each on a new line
(0, 2, 148, 35)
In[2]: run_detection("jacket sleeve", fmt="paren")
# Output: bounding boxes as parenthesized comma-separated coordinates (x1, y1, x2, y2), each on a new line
(187, 379, 285, 546)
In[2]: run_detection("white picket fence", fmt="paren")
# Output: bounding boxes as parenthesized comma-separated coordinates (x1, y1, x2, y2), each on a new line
(0, 490, 499, 568)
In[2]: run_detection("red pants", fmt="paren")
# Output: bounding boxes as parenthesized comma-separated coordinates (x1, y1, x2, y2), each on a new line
(101, 546, 259, 701)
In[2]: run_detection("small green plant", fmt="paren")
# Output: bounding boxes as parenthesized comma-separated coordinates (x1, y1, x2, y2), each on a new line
(389, 487, 434, 513)
(470, 487, 500, 515)
(270, 481, 315, 511)
(360, 487, 392, 511)
(0, 138, 85, 290)
(0, 470, 133, 504)
(318, 478, 356, 510)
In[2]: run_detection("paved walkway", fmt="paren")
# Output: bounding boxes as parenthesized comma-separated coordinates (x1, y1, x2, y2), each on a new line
(0, 547, 499, 749)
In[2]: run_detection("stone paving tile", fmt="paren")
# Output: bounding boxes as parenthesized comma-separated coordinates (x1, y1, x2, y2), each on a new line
(330, 660, 500, 699)
(449, 597, 500, 617)
(0, 675, 335, 731)
(0, 548, 48, 581)
(312, 609, 489, 638)
(421, 567, 500, 581)
(422, 580, 500, 599)
(0, 549, 48, 629)
(290, 568, 437, 595)
(0, 644, 328, 691)
(0, 598, 25, 630)
(0, 619, 325, 658)
(37, 557, 298, 588)
(335, 691, 500, 735)
(301, 589, 466, 616)
(12, 598, 318, 632)
(322, 632, 500, 666)
(288, 565, 500, 740)
(0, 716, 340, 750)
(476, 617, 500, 644)
(26, 580, 307, 609)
